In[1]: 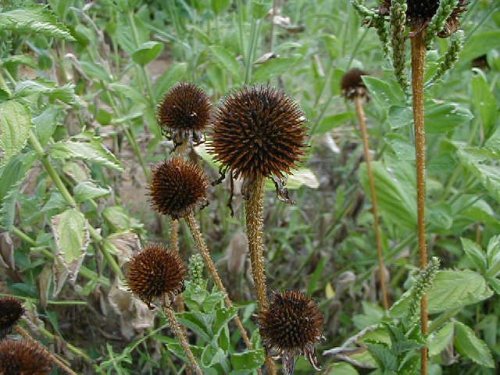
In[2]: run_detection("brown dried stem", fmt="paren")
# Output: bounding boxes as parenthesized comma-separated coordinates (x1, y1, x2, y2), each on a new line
(15, 326, 77, 375)
(244, 176, 277, 375)
(185, 213, 253, 350)
(354, 96, 389, 310)
(411, 31, 429, 375)
(162, 303, 202, 375)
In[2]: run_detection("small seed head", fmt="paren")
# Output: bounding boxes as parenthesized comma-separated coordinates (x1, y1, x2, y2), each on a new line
(0, 340, 52, 375)
(341, 68, 369, 100)
(0, 297, 24, 339)
(127, 244, 186, 307)
(150, 158, 209, 219)
(406, 0, 440, 27)
(210, 86, 307, 179)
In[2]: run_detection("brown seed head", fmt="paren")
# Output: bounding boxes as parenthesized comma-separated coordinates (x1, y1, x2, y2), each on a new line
(210, 86, 307, 179)
(406, 0, 440, 28)
(0, 340, 52, 375)
(259, 291, 323, 373)
(127, 244, 186, 306)
(341, 68, 369, 100)
(150, 158, 209, 219)
(0, 297, 24, 339)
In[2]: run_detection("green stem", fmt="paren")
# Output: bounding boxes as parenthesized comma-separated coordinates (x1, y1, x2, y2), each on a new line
(11, 227, 37, 246)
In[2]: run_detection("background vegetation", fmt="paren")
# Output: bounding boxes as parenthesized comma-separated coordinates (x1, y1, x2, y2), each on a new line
(0, 0, 499, 374)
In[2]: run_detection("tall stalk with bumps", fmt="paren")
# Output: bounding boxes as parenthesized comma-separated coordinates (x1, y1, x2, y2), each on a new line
(351, 1, 468, 373)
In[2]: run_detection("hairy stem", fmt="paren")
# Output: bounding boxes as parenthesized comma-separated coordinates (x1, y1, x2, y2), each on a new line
(185, 213, 253, 350)
(411, 31, 428, 375)
(16, 326, 77, 375)
(244, 177, 277, 375)
(163, 304, 202, 375)
(354, 96, 389, 310)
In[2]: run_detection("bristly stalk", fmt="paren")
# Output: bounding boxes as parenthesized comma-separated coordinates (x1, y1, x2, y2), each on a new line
(185, 213, 253, 350)
(162, 303, 203, 375)
(354, 96, 389, 310)
(426, 30, 464, 87)
(374, 15, 391, 59)
(410, 29, 429, 375)
(406, 257, 440, 323)
(390, 0, 409, 92)
(425, 0, 459, 46)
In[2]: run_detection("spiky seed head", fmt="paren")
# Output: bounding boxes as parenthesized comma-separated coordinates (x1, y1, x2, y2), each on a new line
(210, 86, 307, 179)
(150, 158, 209, 219)
(0, 297, 24, 339)
(259, 291, 323, 374)
(127, 244, 186, 307)
(438, 0, 468, 38)
(0, 340, 52, 375)
(341, 68, 369, 100)
(406, 0, 440, 27)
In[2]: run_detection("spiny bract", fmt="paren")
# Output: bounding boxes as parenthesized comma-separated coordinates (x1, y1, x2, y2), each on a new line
(210, 86, 307, 179)
(0, 340, 52, 375)
(0, 297, 24, 339)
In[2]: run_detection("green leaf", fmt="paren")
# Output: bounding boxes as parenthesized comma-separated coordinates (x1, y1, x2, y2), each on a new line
(0, 9, 75, 41)
(208, 45, 241, 78)
(252, 57, 300, 82)
(460, 30, 500, 64)
(132, 41, 164, 66)
(486, 235, 500, 279)
(79, 61, 111, 82)
(154, 62, 188, 100)
(73, 181, 110, 202)
(359, 161, 417, 229)
(362, 76, 405, 109)
(429, 322, 454, 356)
(211, 0, 231, 14)
(454, 321, 495, 368)
(471, 69, 497, 139)
(177, 311, 212, 342)
(102, 206, 142, 231)
(14, 81, 77, 105)
(428, 270, 493, 313)
(460, 238, 487, 273)
(366, 342, 398, 372)
(313, 112, 354, 135)
(0, 100, 31, 167)
(33, 107, 59, 146)
(50, 138, 122, 171)
(230, 349, 265, 371)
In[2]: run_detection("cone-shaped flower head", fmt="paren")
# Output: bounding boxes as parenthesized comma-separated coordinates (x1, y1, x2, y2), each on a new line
(127, 244, 186, 307)
(157, 82, 211, 145)
(0, 297, 24, 339)
(150, 158, 209, 219)
(406, 0, 440, 28)
(341, 68, 369, 100)
(0, 340, 52, 374)
(258, 291, 323, 374)
(210, 86, 307, 179)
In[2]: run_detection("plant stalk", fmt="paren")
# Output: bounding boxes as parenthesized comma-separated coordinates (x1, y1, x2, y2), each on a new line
(185, 213, 253, 350)
(354, 96, 389, 310)
(410, 31, 428, 375)
(162, 303, 202, 375)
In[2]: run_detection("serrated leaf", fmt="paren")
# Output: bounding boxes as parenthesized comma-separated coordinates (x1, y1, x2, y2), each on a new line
(460, 238, 487, 273)
(50, 139, 122, 171)
(73, 181, 110, 202)
(33, 107, 59, 146)
(14, 80, 77, 105)
(486, 235, 500, 279)
(132, 41, 164, 66)
(0, 100, 31, 167)
(454, 321, 494, 368)
(429, 322, 454, 356)
(0, 8, 75, 41)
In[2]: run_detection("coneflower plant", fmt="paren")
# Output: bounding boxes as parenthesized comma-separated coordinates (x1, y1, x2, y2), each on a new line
(127, 244, 202, 375)
(352, 1, 468, 374)
(341, 68, 389, 310)
(259, 291, 324, 375)
(0, 340, 53, 375)
(149, 158, 254, 351)
(210, 86, 307, 374)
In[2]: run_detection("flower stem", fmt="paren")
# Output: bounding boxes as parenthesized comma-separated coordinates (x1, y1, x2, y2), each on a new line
(15, 326, 77, 375)
(244, 176, 277, 375)
(162, 303, 202, 375)
(410, 31, 428, 375)
(185, 213, 253, 350)
(354, 96, 389, 310)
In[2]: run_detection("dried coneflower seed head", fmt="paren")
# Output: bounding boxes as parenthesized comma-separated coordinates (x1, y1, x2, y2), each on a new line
(150, 158, 209, 219)
(406, 0, 440, 28)
(210, 86, 307, 179)
(127, 244, 186, 307)
(157, 82, 211, 144)
(0, 297, 24, 339)
(341, 68, 369, 100)
(259, 290, 323, 374)
(0, 340, 52, 375)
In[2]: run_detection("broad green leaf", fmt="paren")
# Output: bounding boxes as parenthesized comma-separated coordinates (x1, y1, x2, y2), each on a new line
(33, 108, 59, 146)
(211, 0, 231, 14)
(153, 62, 188, 100)
(209, 45, 241, 78)
(429, 322, 454, 356)
(471, 69, 497, 139)
(102, 206, 142, 231)
(73, 181, 110, 202)
(460, 238, 487, 273)
(0, 100, 31, 167)
(454, 321, 495, 368)
(0, 9, 74, 41)
(362, 76, 405, 109)
(132, 41, 164, 66)
(14, 81, 77, 105)
(313, 112, 354, 135)
(51, 138, 122, 171)
(327, 363, 359, 375)
(201, 345, 229, 372)
(428, 270, 493, 313)
(252, 57, 300, 82)
(359, 161, 417, 229)
(486, 235, 500, 279)
(230, 349, 265, 371)
(177, 311, 212, 342)
(79, 61, 111, 82)
(460, 30, 500, 64)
